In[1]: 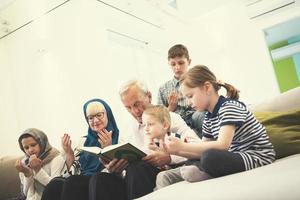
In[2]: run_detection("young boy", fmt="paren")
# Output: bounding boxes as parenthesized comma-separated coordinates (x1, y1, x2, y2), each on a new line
(142, 105, 173, 148)
(142, 105, 188, 158)
(157, 44, 204, 138)
(142, 105, 197, 190)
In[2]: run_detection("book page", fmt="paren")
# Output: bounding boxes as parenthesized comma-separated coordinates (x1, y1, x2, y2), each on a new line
(77, 146, 102, 155)
(101, 142, 147, 162)
(101, 143, 125, 153)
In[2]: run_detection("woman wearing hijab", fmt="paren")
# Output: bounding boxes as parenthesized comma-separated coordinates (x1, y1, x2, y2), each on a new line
(42, 99, 128, 200)
(15, 128, 65, 200)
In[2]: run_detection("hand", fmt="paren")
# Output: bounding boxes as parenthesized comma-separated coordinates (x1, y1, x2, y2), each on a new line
(167, 91, 179, 112)
(15, 159, 32, 177)
(148, 142, 159, 152)
(103, 158, 129, 174)
(61, 133, 75, 170)
(97, 129, 112, 148)
(62, 133, 73, 154)
(164, 136, 184, 155)
(147, 137, 158, 151)
(143, 139, 171, 167)
(147, 138, 166, 152)
(28, 155, 42, 173)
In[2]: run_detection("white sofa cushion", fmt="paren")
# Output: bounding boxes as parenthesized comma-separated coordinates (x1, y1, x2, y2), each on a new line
(137, 154, 300, 200)
(251, 86, 300, 112)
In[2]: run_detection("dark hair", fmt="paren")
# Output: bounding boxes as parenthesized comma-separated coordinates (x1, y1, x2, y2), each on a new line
(180, 65, 240, 100)
(168, 44, 190, 60)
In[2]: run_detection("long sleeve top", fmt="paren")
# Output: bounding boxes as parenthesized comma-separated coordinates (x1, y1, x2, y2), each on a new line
(19, 155, 65, 200)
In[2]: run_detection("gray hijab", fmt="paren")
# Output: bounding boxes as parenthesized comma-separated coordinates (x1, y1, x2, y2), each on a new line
(18, 128, 59, 166)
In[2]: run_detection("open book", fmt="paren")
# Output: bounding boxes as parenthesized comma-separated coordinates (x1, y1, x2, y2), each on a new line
(77, 142, 147, 162)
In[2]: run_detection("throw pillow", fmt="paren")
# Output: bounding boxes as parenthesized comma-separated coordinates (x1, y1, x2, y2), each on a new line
(254, 109, 300, 159)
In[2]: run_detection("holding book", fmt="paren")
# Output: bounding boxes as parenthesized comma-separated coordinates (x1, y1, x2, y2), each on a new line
(77, 142, 147, 162)
(41, 99, 127, 200)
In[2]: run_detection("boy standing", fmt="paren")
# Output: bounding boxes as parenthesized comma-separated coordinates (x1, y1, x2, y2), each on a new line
(157, 44, 204, 137)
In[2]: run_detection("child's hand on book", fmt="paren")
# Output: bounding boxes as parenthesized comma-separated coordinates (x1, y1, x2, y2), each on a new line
(97, 129, 112, 148)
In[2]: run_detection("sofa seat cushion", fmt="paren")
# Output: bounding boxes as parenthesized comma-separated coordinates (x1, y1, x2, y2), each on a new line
(137, 154, 300, 200)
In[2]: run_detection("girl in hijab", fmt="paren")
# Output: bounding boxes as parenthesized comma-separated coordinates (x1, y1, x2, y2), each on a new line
(42, 99, 128, 200)
(15, 128, 65, 200)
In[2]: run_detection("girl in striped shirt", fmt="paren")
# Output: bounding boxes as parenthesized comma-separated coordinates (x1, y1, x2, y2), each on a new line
(163, 65, 275, 182)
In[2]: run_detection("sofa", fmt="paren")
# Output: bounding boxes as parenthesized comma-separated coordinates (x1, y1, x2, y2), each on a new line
(1, 87, 300, 200)
(0, 155, 22, 199)
(137, 86, 300, 200)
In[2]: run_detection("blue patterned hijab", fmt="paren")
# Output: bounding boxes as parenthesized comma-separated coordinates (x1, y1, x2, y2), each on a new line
(79, 99, 119, 176)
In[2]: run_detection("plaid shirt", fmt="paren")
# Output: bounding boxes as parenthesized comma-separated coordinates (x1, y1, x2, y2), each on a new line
(157, 77, 195, 120)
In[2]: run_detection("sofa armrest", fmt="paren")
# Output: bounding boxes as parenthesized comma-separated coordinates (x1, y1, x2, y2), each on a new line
(250, 86, 300, 112)
(0, 155, 22, 199)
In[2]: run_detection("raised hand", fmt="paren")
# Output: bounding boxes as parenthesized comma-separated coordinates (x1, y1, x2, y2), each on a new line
(62, 133, 73, 155)
(28, 154, 42, 173)
(164, 136, 184, 155)
(144, 139, 171, 167)
(61, 133, 75, 170)
(97, 129, 112, 148)
(148, 142, 159, 152)
(15, 159, 32, 177)
(147, 137, 159, 152)
(147, 138, 167, 152)
(167, 91, 179, 112)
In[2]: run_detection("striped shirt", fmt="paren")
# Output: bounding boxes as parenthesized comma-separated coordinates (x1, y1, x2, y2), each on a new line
(157, 77, 195, 119)
(202, 96, 275, 170)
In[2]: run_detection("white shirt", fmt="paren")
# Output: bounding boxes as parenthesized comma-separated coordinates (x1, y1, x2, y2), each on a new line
(129, 112, 200, 164)
(19, 155, 65, 200)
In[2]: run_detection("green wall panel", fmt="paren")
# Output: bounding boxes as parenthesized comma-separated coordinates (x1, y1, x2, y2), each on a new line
(273, 58, 299, 92)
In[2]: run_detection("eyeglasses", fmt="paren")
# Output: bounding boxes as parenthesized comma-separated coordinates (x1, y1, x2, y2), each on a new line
(87, 112, 105, 122)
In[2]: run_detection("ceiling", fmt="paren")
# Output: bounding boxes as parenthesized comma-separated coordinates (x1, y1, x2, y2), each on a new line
(0, 0, 233, 34)
(0, 0, 231, 18)
(0, 0, 17, 11)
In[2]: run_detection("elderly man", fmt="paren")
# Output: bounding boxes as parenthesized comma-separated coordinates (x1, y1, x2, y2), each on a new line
(104, 79, 200, 200)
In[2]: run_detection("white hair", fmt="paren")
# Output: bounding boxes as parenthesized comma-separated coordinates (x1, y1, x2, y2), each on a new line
(119, 79, 149, 98)
(86, 101, 106, 112)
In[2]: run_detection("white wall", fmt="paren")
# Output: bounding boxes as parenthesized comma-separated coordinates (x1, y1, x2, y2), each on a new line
(1, 0, 300, 156)
(183, 0, 300, 105)
(0, 0, 176, 155)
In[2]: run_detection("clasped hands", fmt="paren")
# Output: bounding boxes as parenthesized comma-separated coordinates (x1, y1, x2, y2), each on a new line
(15, 155, 42, 177)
